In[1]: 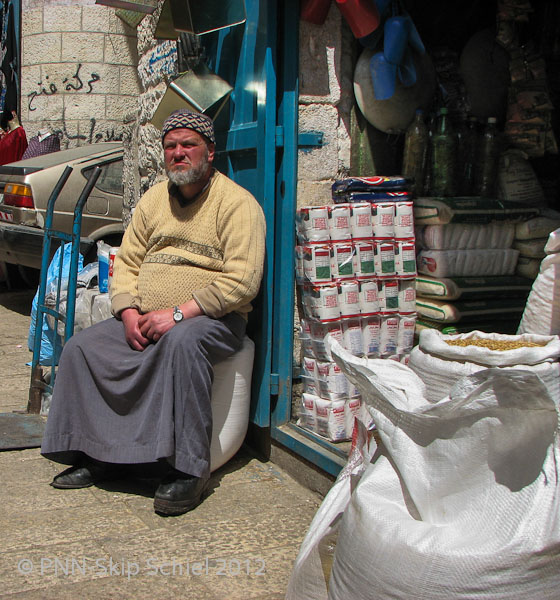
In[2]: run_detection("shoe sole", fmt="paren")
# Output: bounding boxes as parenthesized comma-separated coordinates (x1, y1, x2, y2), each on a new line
(153, 493, 204, 516)
(51, 480, 96, 490)
(50, 469, 123, 490)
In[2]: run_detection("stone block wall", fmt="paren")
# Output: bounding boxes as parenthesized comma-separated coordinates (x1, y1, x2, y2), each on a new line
(294, 6, 352, 364)
(121, 5, 178, 224)
(297, 5, 353, 209)
(20, 0, 141, 150)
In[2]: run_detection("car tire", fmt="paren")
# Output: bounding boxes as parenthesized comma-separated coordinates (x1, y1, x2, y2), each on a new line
(18, 265, 40, 289)
(5, 264, 40, 290)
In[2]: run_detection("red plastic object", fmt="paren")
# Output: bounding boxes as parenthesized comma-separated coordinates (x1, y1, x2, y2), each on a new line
(301, 0, 332, 25)
(335, 0, 380, 38)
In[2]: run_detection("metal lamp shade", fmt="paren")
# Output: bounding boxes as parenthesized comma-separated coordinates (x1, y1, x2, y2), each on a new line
(115, 8, 147, 28)
(155, 0, 246, 39)
(95, 0, 157, 14)
(154, 0, 177, 40)
(171, 0, 246, 34)
(151, 64, 233, 130)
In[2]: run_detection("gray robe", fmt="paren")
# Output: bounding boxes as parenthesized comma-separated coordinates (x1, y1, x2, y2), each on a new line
(41, 312, 245, 479)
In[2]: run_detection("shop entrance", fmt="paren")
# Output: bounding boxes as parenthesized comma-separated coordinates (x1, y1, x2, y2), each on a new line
(203, 0, 341, 474)
(202, 0, 300, 436)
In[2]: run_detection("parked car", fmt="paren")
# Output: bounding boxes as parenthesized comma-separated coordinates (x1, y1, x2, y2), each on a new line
(0, 142, 125, 285)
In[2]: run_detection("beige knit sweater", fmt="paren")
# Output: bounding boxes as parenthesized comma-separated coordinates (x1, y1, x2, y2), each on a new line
(110, 170, 266, 319)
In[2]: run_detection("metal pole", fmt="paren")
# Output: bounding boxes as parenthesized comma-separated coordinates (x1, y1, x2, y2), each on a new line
(65, 166, 101, 341)
(28, 166, 73, 413)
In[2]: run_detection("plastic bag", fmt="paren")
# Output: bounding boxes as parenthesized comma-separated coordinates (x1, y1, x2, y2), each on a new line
(97, 241, 111, 293)
(76, 261, 99, 289)
(46, 262, 102, 335)
(91, 292, 112, 325)
(28, 245, 83, 365)
(286, 338, 560, 600)
(518, 251, 560, 336)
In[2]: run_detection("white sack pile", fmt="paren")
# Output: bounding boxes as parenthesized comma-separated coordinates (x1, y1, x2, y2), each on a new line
(409, 328, 560, 402)
(286, 336, 560, 600)
(518, 227, 560, 335)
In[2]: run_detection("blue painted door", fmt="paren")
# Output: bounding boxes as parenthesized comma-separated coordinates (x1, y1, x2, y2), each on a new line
(204, 0, 299, 427)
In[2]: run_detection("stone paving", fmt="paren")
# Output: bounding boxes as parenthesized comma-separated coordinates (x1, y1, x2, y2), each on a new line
(0, 288, 321, 599)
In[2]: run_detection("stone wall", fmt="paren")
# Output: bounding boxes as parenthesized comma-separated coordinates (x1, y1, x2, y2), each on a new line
(19, 1, 352, 232)
(297, 5, 352, 209)
(20, 0, 141, 150)
(294, 6, 352, 364)
(121, 6, 178, 224)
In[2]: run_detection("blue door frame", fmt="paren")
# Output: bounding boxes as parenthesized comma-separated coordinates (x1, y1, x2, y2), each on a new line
(206, 0, 343, 477)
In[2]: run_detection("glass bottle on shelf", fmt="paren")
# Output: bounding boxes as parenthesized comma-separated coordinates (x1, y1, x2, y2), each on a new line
(431, 107, 457, 197)
(402, 109, 428, 197)
(459, 116, 479, 195)
(423, 111, 437, 196)
(475, 116, 501, 198)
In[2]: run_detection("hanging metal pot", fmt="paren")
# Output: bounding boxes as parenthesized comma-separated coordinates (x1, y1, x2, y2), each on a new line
(301, 0, 332, 25)
(154, 0, 177, 40)
(335, 0, 380, 39)
(95, 0, 157, 14)
(155, 0, 246, 39)
(151, 62, 233, 130)
(115, 8, 147, 28)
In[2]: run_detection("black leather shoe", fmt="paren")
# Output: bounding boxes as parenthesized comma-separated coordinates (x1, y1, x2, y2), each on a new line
(154, 472, 209, 516)
(51, 460, 120, 489)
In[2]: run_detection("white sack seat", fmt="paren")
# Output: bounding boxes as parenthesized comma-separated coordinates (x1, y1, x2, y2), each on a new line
(209, 335, 254, 472)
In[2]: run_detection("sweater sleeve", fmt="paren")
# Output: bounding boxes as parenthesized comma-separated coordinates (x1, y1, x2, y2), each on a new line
(192, 190, 266, 318)
(110, 197, 151, 316)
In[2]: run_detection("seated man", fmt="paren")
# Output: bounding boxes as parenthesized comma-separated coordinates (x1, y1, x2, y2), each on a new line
(41, 109, 266, 516)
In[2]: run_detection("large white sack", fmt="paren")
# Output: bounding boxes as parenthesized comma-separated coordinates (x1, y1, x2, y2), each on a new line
(210, 336, 254, 472)
(518, 253, 560, 336)
(417, 248, 519, 277)
(545, 227, 560, 254)
(418, 222, 515, 250)
(409, 329, 560, 402)
(418, 328, 560, 366)
(515, 217, 560, 241)
(286, 340, 560, 600)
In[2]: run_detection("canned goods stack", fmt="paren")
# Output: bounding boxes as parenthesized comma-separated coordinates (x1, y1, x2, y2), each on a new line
(295, 176, 417, 442)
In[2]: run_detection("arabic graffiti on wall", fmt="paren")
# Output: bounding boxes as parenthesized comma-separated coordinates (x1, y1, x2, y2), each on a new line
(138, 42, 177, 88)
(52, 117, 124, 148)
(27, 63, 101, 111)
(148, 46, 176, 73)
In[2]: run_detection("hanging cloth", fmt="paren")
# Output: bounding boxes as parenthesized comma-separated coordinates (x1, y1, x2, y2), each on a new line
(1, 3, 17, 112)
(0, 126, 28, 165)
(22, 131, 60, 160)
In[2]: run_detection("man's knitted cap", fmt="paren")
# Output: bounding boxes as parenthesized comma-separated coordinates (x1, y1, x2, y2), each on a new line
(161, 109, 215, 144)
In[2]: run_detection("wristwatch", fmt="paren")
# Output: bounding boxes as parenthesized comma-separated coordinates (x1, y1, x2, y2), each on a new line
(173, 306, 184, 323)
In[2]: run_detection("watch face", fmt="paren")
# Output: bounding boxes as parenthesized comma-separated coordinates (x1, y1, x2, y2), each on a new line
(173, 307, 183, 322)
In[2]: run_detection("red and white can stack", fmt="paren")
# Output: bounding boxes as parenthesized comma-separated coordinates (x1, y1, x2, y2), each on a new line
(295, 177, 418, 442)
(107, 246, 120, 291)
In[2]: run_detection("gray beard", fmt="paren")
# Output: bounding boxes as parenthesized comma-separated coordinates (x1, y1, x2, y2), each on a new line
(166, 161, 208, 186)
